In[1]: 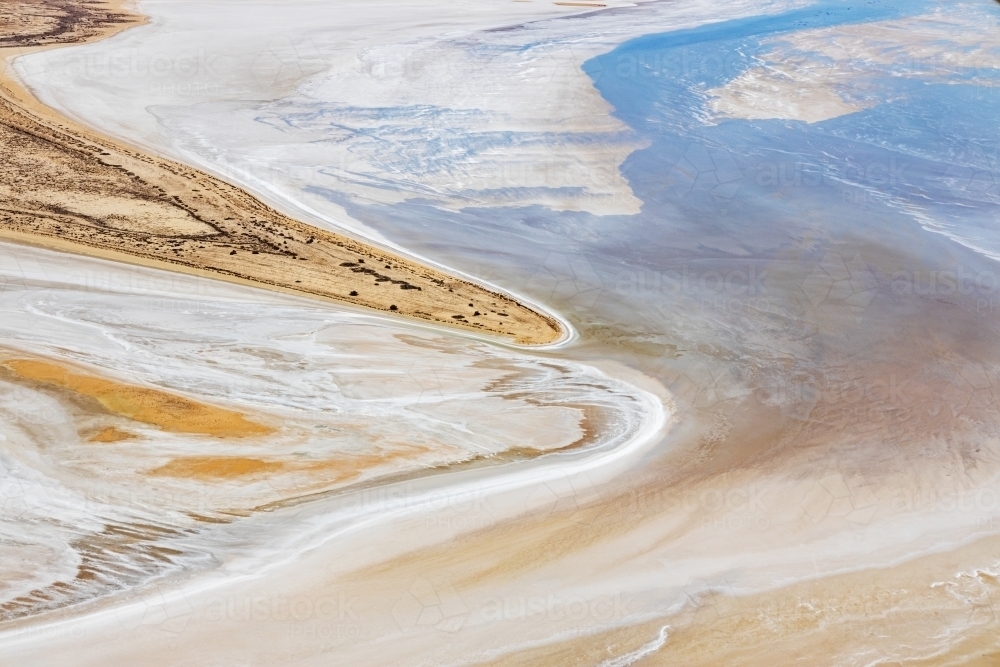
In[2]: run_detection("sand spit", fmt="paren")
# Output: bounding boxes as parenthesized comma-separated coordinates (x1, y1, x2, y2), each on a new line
(0, 0, 562, 345)
(0, 0, 137, 49)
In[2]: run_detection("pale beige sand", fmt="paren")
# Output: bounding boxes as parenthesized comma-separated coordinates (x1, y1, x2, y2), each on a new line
(709, 9, 1000, 123)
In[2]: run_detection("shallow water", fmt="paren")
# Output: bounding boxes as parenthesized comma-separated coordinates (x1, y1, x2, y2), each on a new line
(6, 0, 1000, 664)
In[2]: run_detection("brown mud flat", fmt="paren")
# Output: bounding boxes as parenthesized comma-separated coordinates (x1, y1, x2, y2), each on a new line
(0, 0, 563, 345)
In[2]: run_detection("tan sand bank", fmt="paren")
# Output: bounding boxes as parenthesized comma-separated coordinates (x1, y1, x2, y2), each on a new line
(0, 0, 563, 345)
(1, 357, 272, 437)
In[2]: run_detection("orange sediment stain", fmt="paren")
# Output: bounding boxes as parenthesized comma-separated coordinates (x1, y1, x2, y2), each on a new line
(3, 358, 272, 438)
(150, 456, 355, 483)
(86, 426, 136, 443)
(149, 456, 285, 479)
(150, 445, 436, 486)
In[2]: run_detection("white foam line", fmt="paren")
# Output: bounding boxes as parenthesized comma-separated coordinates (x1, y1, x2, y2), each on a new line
(0, 360, 669, 647)
(173, 147, 578, 351)
(598, 625, 670, 667)
(0, 237, 574, 358)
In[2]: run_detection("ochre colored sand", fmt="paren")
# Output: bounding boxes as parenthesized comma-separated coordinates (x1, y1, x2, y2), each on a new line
(86, 426, 136, 443)
(150, 450, 426, 482)
(3, 358, 272, 437)
(149, 456, 285, 479)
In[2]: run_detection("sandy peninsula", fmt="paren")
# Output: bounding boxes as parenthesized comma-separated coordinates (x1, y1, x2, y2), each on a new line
(0, 0, 563, 345)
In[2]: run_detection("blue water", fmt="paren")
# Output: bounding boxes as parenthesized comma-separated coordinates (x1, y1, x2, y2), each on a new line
(582, 0, 1000, 258)
(585, 0, 921, 127)
(327, 0, 1000, 417)
(336, 0, 1000, 273)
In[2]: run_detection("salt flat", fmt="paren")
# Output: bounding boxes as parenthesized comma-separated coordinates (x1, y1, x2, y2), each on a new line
(0, 240, 653, 631)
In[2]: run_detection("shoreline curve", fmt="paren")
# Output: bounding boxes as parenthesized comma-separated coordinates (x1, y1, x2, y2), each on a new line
(0, 0, 565, 346)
